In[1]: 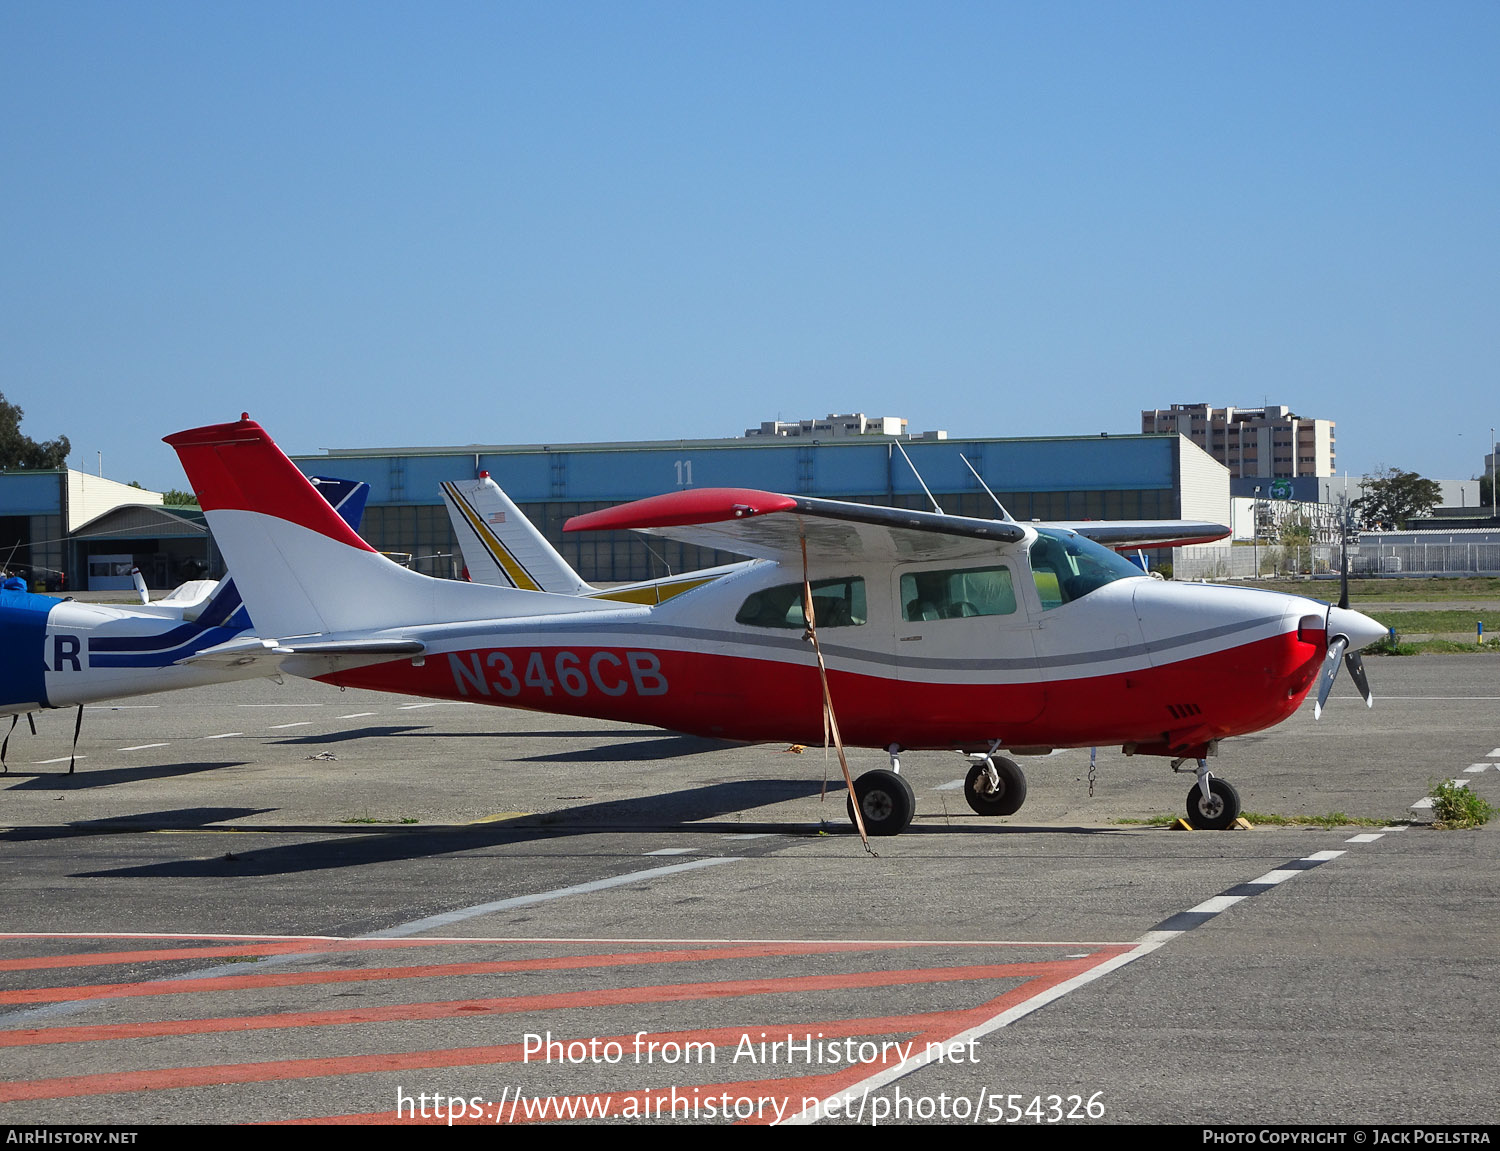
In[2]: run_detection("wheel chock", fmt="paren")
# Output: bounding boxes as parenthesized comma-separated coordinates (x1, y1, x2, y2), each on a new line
(1170, 816, 1256, 831)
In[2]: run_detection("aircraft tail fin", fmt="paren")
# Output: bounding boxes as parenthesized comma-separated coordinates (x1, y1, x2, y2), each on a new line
(164, 416, 619, 639)
(441, 475, 593, 595)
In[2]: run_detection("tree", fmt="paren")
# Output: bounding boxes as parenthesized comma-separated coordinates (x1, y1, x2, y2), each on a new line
(0, 393, 70, 470)
(162, 489, 198, 506)
(1351, 467, 1442, 530)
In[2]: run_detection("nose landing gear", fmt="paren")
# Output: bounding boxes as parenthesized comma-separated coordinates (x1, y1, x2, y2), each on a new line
(1179, 758, 1242, 830)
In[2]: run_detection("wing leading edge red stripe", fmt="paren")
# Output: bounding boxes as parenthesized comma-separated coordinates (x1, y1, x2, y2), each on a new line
(564, 488, 798, 533)
(163, 417, 376, 552)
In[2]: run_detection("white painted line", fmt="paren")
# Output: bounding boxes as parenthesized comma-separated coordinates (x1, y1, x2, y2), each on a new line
(1188, 895, 1246, 914)
(31, 756, 85, 765)
(204, 732, 243, 740)
(932, 779, 965, 791)
(1250, 869, 1300, 885)
(336, 713, 376, 719)
(645, 847, 696, 856)
(1464, 763, 1493, 773)
(785, 934, 1172, 1126)
(396, 702, 475, 709)
(1345, 833, 1384, 843)
(366, 857, 742, 938)
(117, 743, 169, 752)
(1384, 823, 1408, 831)
(723, 833, 774, 840)
(1488, 748, 1500, 758)
(1306, 850, 1347, 862)
(268, 722, 312, 730)
(1411, 797, 1435, 809)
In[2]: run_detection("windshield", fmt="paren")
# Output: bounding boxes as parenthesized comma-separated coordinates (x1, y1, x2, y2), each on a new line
(1028, 527, 1146, 610)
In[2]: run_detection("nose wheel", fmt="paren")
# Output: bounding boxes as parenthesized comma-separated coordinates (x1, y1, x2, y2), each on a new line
(846, 769, 916, 836)
(1185, 776, 1241, 830)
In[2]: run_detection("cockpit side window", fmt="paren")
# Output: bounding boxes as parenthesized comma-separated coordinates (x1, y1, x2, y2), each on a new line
(735, 577, 866, 629)
(900, 566, 1017, 621)
(1028, 527, 1145, 610)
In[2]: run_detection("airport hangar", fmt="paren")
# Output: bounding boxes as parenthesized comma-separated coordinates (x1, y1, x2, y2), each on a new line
(287, 432, 1231, 584)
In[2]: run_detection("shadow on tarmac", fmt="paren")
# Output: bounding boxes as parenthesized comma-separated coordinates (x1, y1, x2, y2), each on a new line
(57, 775, 1124, 879)
(520, 734, 736, 762)
(2, 760, 248, 789)
(2, 806, 278, 839)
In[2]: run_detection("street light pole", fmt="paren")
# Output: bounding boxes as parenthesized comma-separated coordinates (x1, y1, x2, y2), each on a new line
(1253, 485, 1260, 578)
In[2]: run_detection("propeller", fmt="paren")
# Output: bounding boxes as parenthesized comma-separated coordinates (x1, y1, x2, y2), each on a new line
(1314, 530, 1377, 719)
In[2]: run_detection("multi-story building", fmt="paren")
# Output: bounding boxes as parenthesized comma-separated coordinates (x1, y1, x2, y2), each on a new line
(745, 412, 947, 440)
(1141, 404, 1335, 495)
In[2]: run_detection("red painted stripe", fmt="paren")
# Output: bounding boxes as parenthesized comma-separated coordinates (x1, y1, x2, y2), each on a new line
(0, 960, 1080, 1052)
(163, 418, 375, 552)
(0, 940, 357, 972)
(565, 488, 797, 533)
(0, 941, 932, 1020)
(287, 954, 1120, 1124)
(0, 954, 1119, 1105)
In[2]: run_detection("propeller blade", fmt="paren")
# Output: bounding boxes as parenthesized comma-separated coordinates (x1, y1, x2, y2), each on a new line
(1314, 635, 1348, 720)
(1344, 649, 1373, 707)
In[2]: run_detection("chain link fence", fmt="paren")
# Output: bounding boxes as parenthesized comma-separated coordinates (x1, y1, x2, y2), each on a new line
(1174, 541, 1500, 580)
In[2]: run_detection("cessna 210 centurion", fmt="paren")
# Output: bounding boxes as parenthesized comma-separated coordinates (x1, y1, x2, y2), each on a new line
(165, 416, 1386, 836)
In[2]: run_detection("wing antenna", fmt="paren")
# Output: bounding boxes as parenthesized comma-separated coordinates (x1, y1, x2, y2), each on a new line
(959, 454, 1016, 522)
(893, 440, 943, 514)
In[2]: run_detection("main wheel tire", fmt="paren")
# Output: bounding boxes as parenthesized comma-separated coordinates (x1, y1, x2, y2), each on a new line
(964, 756, 1028, 816)
(846, 769, 916, 836)
(1185, 777, 1241, 830)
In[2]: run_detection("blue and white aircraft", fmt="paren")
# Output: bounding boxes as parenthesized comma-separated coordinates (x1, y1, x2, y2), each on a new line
(0, 478, 369, 741)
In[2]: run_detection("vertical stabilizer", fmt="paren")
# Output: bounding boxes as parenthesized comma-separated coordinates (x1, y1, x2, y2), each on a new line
(442, 475, 593, 595)
(164, 417, 617, 638)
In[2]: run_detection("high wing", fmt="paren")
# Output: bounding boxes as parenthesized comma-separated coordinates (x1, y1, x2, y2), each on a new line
(1054, 520, 1230, 549)
(565, 488, 1028, 563)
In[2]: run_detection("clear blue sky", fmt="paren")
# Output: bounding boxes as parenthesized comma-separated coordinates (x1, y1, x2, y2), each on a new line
(3, 1, 1495, 490)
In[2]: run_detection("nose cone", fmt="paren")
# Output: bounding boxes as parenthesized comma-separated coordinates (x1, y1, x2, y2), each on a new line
(1328, 605, 1387, 651)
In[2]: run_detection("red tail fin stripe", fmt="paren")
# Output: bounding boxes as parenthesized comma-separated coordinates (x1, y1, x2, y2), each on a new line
(164, 418, 376, 553)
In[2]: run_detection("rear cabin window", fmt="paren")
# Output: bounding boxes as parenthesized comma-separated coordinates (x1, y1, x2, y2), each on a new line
(900, 566, 1017, 621)
(735, 577, 866, 629)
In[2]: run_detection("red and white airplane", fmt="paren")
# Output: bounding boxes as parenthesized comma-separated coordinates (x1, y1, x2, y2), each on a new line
(166, 416, 1386, 836)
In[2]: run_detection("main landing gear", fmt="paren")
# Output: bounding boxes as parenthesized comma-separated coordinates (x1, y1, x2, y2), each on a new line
(842, 743, 1033, 837)
(1178, 758, 1242, 830)
(844, 746, 917, 837)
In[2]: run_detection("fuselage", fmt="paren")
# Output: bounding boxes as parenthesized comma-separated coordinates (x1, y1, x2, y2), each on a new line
(3, 582, 263, 716)
(308, 535, 1381, 757)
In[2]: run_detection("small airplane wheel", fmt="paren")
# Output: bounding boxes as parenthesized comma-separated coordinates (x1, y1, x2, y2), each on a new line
(1185, 778, 1241, 831)
(846, 768, 916, 836)
(964, 756, 1027, 816)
